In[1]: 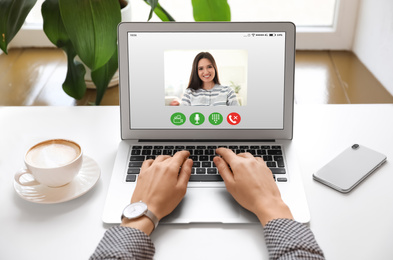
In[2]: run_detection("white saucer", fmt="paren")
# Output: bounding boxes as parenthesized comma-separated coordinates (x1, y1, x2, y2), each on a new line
(14, 156, 100, 204)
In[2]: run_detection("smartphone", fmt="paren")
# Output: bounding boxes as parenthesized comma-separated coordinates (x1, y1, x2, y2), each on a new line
(313, 144, 387, 193)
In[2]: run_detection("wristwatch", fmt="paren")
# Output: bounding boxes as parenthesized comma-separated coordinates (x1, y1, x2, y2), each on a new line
(121, 201, 159, 230)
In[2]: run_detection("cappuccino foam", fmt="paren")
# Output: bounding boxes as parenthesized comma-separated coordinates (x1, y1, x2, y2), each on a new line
(26, 140, 80, 168)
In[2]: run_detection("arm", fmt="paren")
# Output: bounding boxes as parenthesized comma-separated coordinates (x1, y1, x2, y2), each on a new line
(226, 88, 239, 106)
(264, 219, 325, 260)
(180, 89, 192, 106)
(91, 151, 192, 259)
(214, 148, 324, 259)
(90, 227, 155, 260)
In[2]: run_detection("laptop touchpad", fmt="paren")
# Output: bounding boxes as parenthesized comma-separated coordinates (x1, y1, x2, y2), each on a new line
(161, 187, 245, 224)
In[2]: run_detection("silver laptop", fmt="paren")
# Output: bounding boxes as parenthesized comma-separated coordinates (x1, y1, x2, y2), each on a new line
(102, 22, 310, 224)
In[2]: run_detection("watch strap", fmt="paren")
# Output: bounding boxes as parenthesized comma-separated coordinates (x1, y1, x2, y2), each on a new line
(144, 209, 159, 229)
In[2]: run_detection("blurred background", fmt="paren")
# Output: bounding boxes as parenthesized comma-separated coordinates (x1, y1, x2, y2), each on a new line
(1, 0, 392, 105)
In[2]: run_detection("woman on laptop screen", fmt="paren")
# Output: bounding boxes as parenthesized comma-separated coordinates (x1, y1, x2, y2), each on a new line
(170, 52, 239, 106)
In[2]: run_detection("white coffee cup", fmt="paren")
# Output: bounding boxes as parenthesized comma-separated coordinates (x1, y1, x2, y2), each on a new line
(15, 139, 83, 188)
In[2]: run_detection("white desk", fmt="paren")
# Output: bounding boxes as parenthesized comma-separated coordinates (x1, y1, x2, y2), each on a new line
(1, 105, 392, 259)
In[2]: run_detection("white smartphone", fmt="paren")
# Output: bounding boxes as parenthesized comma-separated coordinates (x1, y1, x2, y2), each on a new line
(313, 144, 387, 193)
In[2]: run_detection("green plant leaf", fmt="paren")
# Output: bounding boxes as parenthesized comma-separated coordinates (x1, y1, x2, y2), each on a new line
(153, 2, 175, 21)
(91, 49, 118, 105)
(62, 45, 87, 100)
(0, 0, 37, 53)
(145, 0, 158, 21)
(143, 1, 174, 21)
(191, 0, 231, 21)
(42, 0, 86, 100)
(42, 0, 68, 48)
(58, 0, 121, 71)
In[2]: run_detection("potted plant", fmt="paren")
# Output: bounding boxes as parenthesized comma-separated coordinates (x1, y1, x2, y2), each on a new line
(0, 0, 231, 105)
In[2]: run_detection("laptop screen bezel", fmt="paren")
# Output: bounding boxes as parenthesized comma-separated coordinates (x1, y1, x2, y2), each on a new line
(118, 22, 295, 140)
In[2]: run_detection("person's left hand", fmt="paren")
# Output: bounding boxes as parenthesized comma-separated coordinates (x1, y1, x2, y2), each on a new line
(131, 151, 193, 220)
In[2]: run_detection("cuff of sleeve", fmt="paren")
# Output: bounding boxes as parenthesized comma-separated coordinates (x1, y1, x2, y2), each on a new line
(264, 219, 324, 259)
(91, 226, 155, 259)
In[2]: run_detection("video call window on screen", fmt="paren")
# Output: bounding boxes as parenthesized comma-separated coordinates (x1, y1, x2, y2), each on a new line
(128, 31, 286, 130)
(164, 50, 248, 107)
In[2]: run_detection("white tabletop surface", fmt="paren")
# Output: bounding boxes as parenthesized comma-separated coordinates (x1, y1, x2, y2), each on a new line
(1, 104, 392, 260)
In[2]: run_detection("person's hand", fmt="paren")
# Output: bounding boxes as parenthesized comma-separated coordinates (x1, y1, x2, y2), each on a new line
(131, 151, 192, 219)
(170, 100, 180, 106)
(121, 151, 192, 234)
(214, 148, 293, 226)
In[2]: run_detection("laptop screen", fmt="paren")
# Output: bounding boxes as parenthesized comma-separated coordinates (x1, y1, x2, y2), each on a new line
(127, 30, 286, 130)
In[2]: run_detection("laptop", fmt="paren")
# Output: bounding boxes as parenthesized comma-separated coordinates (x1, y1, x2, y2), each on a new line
(102, 22, 310, 224)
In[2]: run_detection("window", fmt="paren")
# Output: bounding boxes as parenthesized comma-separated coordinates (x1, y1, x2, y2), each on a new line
(9, 0, 358, 50)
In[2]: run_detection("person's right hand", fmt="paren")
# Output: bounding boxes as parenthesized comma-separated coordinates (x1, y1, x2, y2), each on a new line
(214, 148, 293, 226)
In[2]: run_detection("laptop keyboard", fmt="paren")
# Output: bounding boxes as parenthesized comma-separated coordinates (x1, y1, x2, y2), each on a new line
(127, 145, 287, 183)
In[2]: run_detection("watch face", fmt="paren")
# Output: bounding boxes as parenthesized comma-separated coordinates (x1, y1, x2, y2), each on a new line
(123, 202, 148, 219)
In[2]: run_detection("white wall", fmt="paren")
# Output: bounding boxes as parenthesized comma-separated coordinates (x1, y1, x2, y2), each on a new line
(352, 0, 393, 95)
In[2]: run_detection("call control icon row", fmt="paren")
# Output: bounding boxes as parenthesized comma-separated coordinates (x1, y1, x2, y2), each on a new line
(171, 112, 241, 126)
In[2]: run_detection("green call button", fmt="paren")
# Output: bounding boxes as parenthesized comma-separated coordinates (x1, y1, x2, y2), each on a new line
(171, 112, 186, 126)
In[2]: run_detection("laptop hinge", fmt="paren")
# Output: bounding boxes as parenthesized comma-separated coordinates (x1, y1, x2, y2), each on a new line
(138, 139, 276, 142)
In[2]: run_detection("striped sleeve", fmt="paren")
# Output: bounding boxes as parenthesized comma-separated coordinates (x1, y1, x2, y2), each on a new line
(264, 219, 325, 260)
(226, 87, 239, 106)
(180, 89, 192, 106)
(90, 226, 155, 260)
